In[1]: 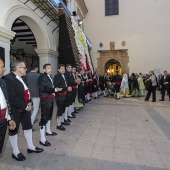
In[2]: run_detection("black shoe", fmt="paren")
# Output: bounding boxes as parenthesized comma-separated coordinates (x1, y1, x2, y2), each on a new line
(39, 140, 51, 146)
(27, 147, 44, 153)
(144, 99, 149, 101)
(46, 132, 57, 136)
(159, 99, 164, 101)
(12, 153, 26, 161)
(57, 125, 66, 131)
(151, 100, 156, 102)
(61, 122, 70, 126)
(65, 119, 71, 123)
(71, 113, 76, 117)
(93, 97, 96, 99)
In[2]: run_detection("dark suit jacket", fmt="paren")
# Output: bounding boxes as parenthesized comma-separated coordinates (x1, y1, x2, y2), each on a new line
(65, 72, 76, 86)
(160, 75, 170, 88)
(38, 72, 55, 97)
(53, 73, 68, 92)
(4, 72, 31, 113)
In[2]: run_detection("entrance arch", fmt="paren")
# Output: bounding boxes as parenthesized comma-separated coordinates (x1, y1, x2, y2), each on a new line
(0, 4, 59, 74)
(97, 49, 129, 76)
(2, 5, 49, 49)
(105, 59, 122, 75)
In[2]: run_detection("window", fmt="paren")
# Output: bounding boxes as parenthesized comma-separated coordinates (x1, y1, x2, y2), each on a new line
(105, 0, 119, 16)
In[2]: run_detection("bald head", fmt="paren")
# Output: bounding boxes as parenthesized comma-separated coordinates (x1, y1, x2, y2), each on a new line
(0, 58, 5, 77)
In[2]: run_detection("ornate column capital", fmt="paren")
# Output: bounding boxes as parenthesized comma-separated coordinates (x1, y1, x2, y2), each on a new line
(0, 26, 15, 43)
(35, 49, 58, 58)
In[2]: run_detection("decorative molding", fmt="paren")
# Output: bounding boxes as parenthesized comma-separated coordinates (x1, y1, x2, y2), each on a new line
(35, 49, 58, 58)
(0, 26, 15, 43)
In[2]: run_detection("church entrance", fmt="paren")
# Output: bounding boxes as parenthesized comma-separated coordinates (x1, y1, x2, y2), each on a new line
(97, 42, 129, 76)
(105, 59, 122, 76)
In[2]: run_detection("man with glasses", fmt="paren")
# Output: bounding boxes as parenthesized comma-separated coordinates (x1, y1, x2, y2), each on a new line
(4, 60, 43, 161)
(0, 58, 16, 156)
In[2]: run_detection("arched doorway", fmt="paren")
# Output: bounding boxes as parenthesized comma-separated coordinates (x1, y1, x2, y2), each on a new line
(105, 59, 122, 76)
(10, 18, 39, 72)
(1, 5, 52, 73)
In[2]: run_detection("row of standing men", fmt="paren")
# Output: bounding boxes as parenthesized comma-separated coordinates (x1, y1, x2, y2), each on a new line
(1, 59, 118, 161)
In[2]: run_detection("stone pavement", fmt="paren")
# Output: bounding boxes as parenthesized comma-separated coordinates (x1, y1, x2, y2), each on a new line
(1, 93, 170, 170)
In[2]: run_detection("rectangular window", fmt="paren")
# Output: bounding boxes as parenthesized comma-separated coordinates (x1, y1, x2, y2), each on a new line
(105, 0, 119, 16)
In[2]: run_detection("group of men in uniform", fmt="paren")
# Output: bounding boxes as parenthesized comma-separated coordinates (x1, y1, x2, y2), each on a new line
(0, 57, 122, 161)
(0, 59, 96, 161)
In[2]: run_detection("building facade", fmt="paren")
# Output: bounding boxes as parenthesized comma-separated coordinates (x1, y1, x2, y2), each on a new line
(84, 0, 170, 75)
(0, 0, 91, 76)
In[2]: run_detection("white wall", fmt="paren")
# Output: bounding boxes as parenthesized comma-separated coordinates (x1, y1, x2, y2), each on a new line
(84, 0, 170, 74)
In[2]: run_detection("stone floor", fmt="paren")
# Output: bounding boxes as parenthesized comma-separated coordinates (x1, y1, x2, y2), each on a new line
(1, 92, 170, 170)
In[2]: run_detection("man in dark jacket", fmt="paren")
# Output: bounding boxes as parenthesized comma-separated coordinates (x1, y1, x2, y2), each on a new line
(113, 71, 122, 99)
(54, 64, 72, 131)
(159, 70, 170, 101)
(65, 64, 76, 118)
(38, 64, 59, 146)
(4, 60, 43, 161)
(0, 58, 16, 156)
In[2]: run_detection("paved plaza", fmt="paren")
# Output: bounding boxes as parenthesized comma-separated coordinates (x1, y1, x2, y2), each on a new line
(1, 93, 170, 170)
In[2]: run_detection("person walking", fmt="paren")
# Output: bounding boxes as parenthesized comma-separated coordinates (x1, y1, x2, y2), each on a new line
(145, 70, 157, 102)
(159, 70, 170, 101)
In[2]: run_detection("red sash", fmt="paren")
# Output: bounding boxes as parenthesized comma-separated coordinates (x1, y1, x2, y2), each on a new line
(0, 108, 7, 121)
(72, 85, 77, 89)
(115, 82, 121, 85)
(25, 89, 30, 104)
(41, 94, 54, 98)
(57, 91, 68, 95)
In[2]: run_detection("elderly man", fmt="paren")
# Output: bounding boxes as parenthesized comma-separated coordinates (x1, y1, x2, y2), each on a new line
(0, 58, 16, 156)
(4, 60, 43, 161)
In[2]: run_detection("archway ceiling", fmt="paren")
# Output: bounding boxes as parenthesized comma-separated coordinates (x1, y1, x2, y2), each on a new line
(12, 19, 37, 47)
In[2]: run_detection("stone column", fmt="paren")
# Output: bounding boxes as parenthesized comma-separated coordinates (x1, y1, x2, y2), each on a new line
(0, 26, 15, 74)
(35, 49, 58, 76)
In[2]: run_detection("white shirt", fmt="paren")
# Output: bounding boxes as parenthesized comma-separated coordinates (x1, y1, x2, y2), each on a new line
(0, 87, 11, 120)
(47, 74, 57, 94)
(62, 74, 67, 87)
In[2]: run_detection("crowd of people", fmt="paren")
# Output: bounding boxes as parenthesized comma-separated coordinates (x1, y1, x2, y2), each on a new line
(0, 57, 170, 162)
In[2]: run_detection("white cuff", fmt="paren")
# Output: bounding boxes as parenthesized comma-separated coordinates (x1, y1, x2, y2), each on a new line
(25, 106, 28, 110)
(5, 108, 11, 121)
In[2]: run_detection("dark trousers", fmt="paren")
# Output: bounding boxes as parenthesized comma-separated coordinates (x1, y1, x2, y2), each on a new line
(39, 98, 53, 127)
(55, 95, 66, 117)
(115, 84, 121, 93)
(9, 108, 32, 136)
(161, 87, 170, 100)
(145, 86, 156, 101)
(0, 119, 7, 154)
